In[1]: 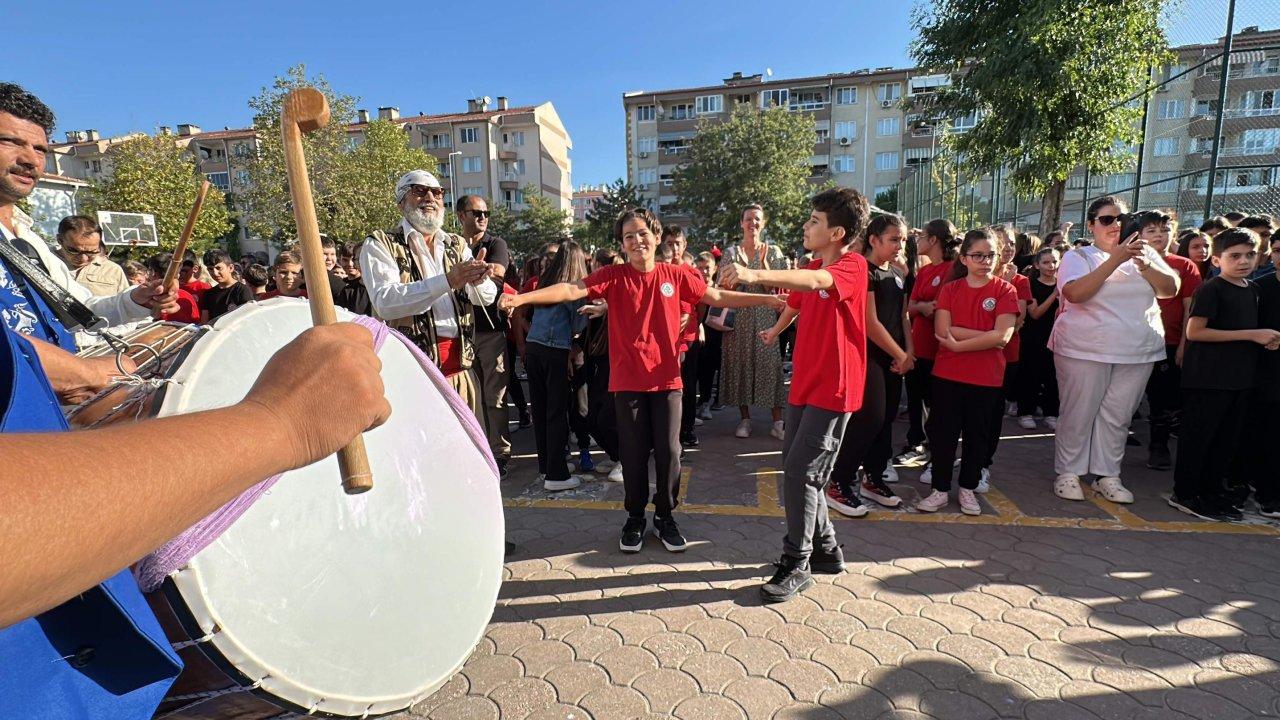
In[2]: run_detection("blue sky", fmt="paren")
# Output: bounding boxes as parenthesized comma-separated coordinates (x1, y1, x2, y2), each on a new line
(5, 0, 1255, 187)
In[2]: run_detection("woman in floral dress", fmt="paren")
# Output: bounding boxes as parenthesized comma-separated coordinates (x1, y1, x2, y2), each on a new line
(719, 205, 787, 439)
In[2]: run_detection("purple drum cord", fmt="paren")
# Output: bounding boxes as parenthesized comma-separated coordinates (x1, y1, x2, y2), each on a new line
(134, 316, 498, 593)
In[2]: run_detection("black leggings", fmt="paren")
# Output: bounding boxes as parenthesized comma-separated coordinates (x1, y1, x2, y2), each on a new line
(680, 340, 702, 434)
(698, 329, 722, 406)
(831, 358, 893, 497)
(904, 358, 935, 448)
(985, 361, 1018, 467)
(615, 390, 682, 517)
(526, 343, 572, 481)
(926, 377, 1002, 491)
(1015, 343, 1059, 417)
(506, 339, 528, 414)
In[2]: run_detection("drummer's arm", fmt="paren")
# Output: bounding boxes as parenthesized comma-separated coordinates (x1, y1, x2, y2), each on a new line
(0, 324, 390, 628)
(25, 336, 133, 405)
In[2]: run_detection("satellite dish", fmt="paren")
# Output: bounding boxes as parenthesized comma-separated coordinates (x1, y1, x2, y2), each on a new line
(483, 96, 492, 104)
(766, 68, 773, 77)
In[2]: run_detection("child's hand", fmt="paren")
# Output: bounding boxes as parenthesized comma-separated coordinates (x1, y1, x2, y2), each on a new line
(891, 352, 915, 375)
(916, 300, 936, 318)
(765, 295, 787, 312)
(758, 327, 779, 346)
(720, 263, 753, 288)
(935, 332, 960, 352)
(578, 301, 607, 319)
(1253, 328, 1280, 347)
(497, 294, 520, 315)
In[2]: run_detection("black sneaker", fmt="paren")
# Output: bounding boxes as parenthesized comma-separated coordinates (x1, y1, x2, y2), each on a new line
(861, 471, 903, 508)
(1168, 494, 1239, 522)
(519, 410, 533, 429)
(1260, 502, 1280, 519)
(680, 432, 700, 448)
(619, 516, 646, 553)
(810, 545, 845, 574)
(893, 444, 929, 467)
(1206, 493, 1245, 520)
(652, 516, 688, 552)
(1224, 485, 1252, 511)
(1146, 444, 1172, 471)
(760, 555, 814, 603)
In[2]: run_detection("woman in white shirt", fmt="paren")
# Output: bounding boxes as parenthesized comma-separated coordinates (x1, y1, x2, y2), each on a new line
(1049, 196, 1179, 504)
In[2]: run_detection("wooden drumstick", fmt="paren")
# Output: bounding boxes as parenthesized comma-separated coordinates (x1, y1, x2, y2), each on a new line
(163, 179, 212, 292)
(281, 87, 374, 495)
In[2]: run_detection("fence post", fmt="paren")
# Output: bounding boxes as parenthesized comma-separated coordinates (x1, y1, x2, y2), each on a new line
(1204, 0, 1237, 220)
(992, 166, 1002, 223)
(1080, 167, 1092, 231)
(1133, 62, 1153, 210)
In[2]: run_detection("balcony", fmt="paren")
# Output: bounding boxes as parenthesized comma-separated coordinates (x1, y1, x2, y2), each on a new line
(498, 147, 518, 160)
(789, 100, 829, 112)
(499, 172, 520, 190)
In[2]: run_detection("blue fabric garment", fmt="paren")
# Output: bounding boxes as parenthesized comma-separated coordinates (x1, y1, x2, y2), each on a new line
(527, 300, 587, 350)
(0, 253, 74, 349)
(0, 326, 182, 719)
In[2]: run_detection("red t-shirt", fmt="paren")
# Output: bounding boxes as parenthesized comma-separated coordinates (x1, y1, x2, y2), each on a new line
(1158, 254, 1202, 346)
(161, 288, 200, 324)
(785, 252, 869, 413)
(1003, 273, 1032, 362)
(909, 260, 954, 360)
(261, 289, 308, 300)
(933, 276, 1020, 388)
(181, 280, 212, 304)
(676, 265, 702, 350)
(583, 263, 707, 392)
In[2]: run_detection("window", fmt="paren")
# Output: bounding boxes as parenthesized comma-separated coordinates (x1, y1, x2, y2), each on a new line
(234, 169, 250, 187)
(636, 105, 656, 122)
(832, 155, 855, 173)
(460, 127, 479, 144)
(659, 172, 674, 187)
(836, 87, 857, 105)
(233, 142, 252, 158)
(876, 117, 899, 136)
(205, 172, 229, 191)
(1241, 90, 1276, 112)
(695, 95, 723, 114)
(1191, 136, 1223, 153)
(425, 132, 451, 149)
(1149, 171, 1178, 194)
(1243, 128, 1280, 154)
(1156, 63, 1187, 82)
(761, 88, 789, 108)
(91, 159, 102, 173)
(1067, 175, 1087, 190)
(1152, 137, 1179, 156)
(637, 168, 657, 185)
(438, 162, 451, 178)
(1106, 173, 1135, 192)
(834, 121, 857, 142)
(636, 137, 656, 153)
(461, 156, 483, 173)
(503, 188, 525, 207)
(462, 186, 484, 196)
(502, 131, 525, 146)
(875, 152, 899, 171)
(214, 148, 226, 160)
(1157, 100, 1185, 119)
(514, 159, 526, 175)
(815, 128, 830, 143)
(790, 91, 826, 111)
(668, 103, 695, 120)
(951, 111, 978, 131)
(876, 83, 902, 103)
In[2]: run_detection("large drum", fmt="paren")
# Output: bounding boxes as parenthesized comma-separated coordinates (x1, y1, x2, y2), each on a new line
(73, 299, 504, 718)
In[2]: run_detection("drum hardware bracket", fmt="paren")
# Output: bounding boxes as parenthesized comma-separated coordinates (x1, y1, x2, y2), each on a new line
(168, 625, 218, 651)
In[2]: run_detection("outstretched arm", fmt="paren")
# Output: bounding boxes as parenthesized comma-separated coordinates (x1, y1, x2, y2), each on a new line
(722, 262, 833, 292)
(499, 280, 590, 313)
(702, 286, 787, 310)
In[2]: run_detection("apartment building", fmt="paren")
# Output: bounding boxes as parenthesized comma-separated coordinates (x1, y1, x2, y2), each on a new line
(571, 184, 607, 222)
(49, 97, 573, 254)
(623, 25, 1279, 229)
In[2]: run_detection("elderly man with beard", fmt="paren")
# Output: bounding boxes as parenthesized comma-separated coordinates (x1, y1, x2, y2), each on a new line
(360, 170, 495, 415)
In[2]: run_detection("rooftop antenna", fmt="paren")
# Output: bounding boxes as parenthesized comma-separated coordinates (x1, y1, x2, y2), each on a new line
(765, 68, 773, 77)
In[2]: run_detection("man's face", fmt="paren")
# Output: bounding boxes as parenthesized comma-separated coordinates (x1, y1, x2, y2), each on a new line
(0, 112, 47, 205)
(461, 198, 490, 236)
(59, 230, 101, 270)
(209, 261, 233, 284)
(400, 184, 445, 231)
(620, 218, 656, 264)
(322, 246, 337, 271)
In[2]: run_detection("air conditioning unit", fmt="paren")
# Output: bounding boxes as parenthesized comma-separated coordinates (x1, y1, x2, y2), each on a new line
(638, 184, 649, 191)
(838, 137, 852, 146)
(638, 151, 649, 158)
(881, 100, 894, 109)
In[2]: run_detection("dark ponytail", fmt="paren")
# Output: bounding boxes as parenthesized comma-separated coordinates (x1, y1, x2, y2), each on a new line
(863, 214, 908, 258)
(947, 228, 997, 283)
(923, 218, 960, 261)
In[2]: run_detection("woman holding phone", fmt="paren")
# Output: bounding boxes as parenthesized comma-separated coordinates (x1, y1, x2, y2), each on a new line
(1048, 196, 1180, 505)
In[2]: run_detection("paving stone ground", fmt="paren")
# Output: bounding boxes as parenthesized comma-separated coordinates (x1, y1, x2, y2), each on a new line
(405, 405, 1280, 720)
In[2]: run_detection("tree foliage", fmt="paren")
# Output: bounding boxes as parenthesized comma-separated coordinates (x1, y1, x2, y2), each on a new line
(239, 65, 436, 246)
(874, 186, 899, 213)
(578, 179, 648, 248)
(83, 135, 233, 253)
(506, 184, 571, 255)
(672, 104, 818, 245)
(910, 0, 1171, 229)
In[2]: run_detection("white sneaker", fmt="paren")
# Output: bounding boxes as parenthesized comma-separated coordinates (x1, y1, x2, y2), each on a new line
(770, 421, 786, 440)
(607, 464, 624, 483)
(694, 416, 705, 427)
(1044, 416, 1058, 430)
(958, 488, 982, 516)
(698, 404, 713, 420)
(1054, 474, 1084, 501)
(735, 420, 752, 438)
(975, 468, 990, 494)
(882, 466, 899, 484)
(593, 459, 615, 474)
(1018, 416, 1037, 430)
(1005, 401, 1018, 417)
(1093, 476, 1134, 504)
(544, 475, 583, 492)
(919, 464, 933, 484)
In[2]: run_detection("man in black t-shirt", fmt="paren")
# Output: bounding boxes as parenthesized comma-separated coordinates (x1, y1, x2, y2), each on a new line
(1171, 229, 1280, 522)
(458, 195, 512, 475)
(336, 242, 371, 316)
(1246, 234, 1280, 517)
(199, 249, 254, 323)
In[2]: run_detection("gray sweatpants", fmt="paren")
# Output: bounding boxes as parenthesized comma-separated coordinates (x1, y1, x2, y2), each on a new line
(1054, 355, 1153, 478)
(781, 403, 851, 560)
(473, 329, 512, 461)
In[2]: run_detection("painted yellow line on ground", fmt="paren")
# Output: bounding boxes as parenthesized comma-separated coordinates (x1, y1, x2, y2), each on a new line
(756, 466, 781, 510)
(981, 486, 1025, 519)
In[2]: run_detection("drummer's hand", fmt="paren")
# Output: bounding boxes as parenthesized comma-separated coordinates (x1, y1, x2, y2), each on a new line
(60, 353, 137, 405)
(130, 280, 180, 317)
(242, 323, 391, 469)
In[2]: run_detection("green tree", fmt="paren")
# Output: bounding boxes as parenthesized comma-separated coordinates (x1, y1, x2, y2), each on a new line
(910, 0, 1171, 233)
(579, 179, 648, 248)
(83, 135, 233, 252)
(672, 104, 818, 245)
(874, 186, 899, 213)
(327, 119, 438, 240)
(508, 185, 571, 255)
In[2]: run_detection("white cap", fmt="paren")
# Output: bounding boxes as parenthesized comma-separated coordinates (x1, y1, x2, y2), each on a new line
(394, 170, 442, 203)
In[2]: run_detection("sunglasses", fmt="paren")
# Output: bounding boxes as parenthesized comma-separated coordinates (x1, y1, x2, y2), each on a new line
(407, 184, 445, 199)
(965, 252, 997, 262)
(1091, 214, 1121, 226)
(469, 210, 491, 218)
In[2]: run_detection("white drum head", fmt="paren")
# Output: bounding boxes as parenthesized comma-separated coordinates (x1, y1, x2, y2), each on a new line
(157, 299, 503, 717)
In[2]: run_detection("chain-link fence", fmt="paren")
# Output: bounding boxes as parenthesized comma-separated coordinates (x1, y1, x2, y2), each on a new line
(898, 0, 1279, 235)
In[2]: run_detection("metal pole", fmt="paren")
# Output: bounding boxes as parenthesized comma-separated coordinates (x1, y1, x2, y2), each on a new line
(1080, 166, 1092, 231)
(1204, 0, 1236, 219)
(992, 166, 1002, 222)
(1132, 62, 1153, 210)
